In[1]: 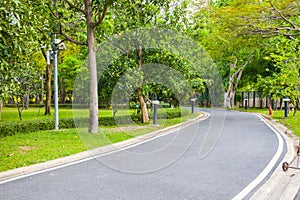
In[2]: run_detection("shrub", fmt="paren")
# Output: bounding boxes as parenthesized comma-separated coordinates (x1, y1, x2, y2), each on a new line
(0, 120, 55, 138)
(148, 108, 189, 119)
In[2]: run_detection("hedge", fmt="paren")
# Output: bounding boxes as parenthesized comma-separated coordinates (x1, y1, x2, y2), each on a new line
(159, 108, 189, 119)
(0, 108, 190, 138)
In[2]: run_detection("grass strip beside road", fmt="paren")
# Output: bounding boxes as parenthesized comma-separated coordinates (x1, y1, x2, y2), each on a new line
(233, 108, 300, 138)
(0, 113, 199, 172)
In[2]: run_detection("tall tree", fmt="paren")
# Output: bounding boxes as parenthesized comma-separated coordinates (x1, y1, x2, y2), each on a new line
(193, 0, 265, 107)
(106, 0, 192, 122)
(0, 0, 45, 114)
(49, 0, 113, 133)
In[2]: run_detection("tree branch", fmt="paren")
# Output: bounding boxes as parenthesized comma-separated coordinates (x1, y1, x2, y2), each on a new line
(270, 1, 299, 29)
(65, 0, 85, 14)
(275, 26, 300, 32)
(59, 25, 87, 46)
(91, 3, 108, 28)
(38, 41, 47, 61)
(47, 2, 87, 45)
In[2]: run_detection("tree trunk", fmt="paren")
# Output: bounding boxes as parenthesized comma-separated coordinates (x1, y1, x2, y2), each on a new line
(137, 88, 149, 123)
(137, 45, 149, 123)
(17, 105, 23, 121)
(60, 89, 66, 104)
(9, 97, 14, 104)
(45, 63, 52, 115)
(226, 56, 252, 108)
(15, 96, 23, 121)
(293, 99, 299, 116)
(25, 88, 30, 110)
(86, 0, 98, 133)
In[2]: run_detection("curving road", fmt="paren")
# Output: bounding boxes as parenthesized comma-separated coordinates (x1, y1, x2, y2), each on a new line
(0, 109, 285, 200)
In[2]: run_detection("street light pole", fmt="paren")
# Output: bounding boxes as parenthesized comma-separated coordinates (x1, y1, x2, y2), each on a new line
(52, 34, 59, 130)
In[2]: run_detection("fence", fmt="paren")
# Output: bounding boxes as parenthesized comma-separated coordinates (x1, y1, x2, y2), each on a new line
(236, 92, 290, 109)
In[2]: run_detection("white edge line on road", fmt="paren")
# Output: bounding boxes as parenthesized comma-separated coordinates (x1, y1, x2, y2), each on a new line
(232, 113, 284, 200)
(0, 112, 210, 185)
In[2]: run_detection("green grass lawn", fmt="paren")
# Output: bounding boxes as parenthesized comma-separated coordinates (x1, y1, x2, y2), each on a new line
(0, 107, 198, 172)
(0, 107, 134, 122)
(233, 108, 300, 138)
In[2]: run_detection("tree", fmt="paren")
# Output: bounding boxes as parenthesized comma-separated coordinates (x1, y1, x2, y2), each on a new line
(240, 0, 300, 112)
(11, 64, 42, 120)
(99, 47, 206, 116)
(107, 0, 170, 123)
(0, 0, 47, 117)
(49, 0, 113, 133)
(193, 0, 265, 107)
(256, 36, 300, 113)
(104, 0, 202, 122)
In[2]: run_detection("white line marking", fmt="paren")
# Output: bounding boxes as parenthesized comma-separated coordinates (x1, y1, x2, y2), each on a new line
(232, 113, 284, 200)
(0, 112, 210, 185)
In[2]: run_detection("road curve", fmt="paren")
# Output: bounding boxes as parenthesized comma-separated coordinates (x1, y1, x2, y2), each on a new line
(0, 109, 284, 200)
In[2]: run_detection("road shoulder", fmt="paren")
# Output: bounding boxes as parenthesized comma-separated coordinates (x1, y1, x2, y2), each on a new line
(250, 114, 300, 200)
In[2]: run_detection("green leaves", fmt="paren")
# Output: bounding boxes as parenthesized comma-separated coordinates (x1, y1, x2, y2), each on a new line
(256, 36, 300, 102)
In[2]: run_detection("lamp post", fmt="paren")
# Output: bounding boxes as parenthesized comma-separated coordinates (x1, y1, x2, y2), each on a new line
(152, 100, 160, 126)
(283, 97, 290, 118)
(52, 35, 59, 130)
(191, 98, 197, 114)
(46, 34, 66, 130)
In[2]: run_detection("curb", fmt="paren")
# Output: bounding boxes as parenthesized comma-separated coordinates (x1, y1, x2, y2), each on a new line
(0, 112, 207, 183)
(250, 114, 300, 200)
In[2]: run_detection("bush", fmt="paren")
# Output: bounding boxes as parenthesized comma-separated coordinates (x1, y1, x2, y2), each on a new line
(148, 108, 189, 119)
(0, 120, 54, 138)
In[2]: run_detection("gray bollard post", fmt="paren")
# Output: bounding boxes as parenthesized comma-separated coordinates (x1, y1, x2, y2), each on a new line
(191, 98, 197, 114)
(283, 97, 290, 118)
(244, 99, 248, 110)
(152, 100, 159, 125)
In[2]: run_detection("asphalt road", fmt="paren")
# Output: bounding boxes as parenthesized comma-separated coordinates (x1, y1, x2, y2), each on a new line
(296, 190, 300, 200)
(0, 109, 284, 200)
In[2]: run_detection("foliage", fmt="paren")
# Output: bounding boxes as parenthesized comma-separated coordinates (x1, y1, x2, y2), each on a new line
(99, 48, 205, 108)
(256, 36, 300, 104)
(59, 44, 83, 103)
(193, 0, 266, 107)
(246, 0, 300, 41)
(0, 1, 34, 101)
